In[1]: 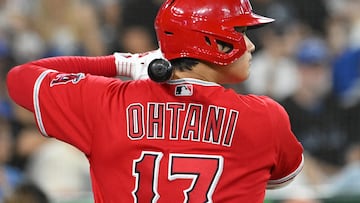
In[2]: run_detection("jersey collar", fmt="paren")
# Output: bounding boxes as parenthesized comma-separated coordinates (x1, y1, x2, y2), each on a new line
(167, 78, 220, 86)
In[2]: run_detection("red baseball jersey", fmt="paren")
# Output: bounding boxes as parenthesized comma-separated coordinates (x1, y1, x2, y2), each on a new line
(7, 56, 303, 203)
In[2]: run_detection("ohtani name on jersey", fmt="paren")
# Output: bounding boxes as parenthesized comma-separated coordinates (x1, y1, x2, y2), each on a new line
(126, 102, 239, 147)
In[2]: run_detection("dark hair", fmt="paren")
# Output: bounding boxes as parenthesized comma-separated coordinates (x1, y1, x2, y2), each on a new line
(170, 58, 199, 71)
(4, 182, 49, 203)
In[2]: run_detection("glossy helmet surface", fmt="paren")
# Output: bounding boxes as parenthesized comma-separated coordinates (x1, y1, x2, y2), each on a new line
(155, 0, 274, 65)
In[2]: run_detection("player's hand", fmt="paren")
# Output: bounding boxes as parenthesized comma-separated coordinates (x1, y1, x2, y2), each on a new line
(114, 49, 164, 80)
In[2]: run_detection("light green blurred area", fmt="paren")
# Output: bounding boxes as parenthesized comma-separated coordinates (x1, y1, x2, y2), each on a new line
(52, 195, 360, 203)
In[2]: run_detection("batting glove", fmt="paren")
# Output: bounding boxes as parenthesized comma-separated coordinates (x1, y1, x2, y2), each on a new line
(114, 49, 164, 80)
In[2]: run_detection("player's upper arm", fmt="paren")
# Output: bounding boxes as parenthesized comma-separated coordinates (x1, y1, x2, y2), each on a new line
(266, 99, 304, 189)
(7, 64, 52, 112)
(267, 154, 304, 189)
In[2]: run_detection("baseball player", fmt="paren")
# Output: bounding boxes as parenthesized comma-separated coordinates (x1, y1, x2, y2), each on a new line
(7, 0, 304, 202)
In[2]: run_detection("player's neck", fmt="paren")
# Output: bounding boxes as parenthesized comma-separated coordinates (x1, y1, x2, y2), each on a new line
(172, 62, 221, 83)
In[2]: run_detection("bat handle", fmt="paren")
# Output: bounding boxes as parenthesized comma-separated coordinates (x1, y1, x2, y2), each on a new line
(148, 58, 173, 83)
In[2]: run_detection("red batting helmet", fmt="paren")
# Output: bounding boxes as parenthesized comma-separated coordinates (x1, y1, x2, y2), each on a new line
(155, 0, 274, 65)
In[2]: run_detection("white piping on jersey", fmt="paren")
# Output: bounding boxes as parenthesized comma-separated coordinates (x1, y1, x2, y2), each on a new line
(267, 154, 304, 187)
(167, 78, 221, 86)
(33, 70, 57, 137)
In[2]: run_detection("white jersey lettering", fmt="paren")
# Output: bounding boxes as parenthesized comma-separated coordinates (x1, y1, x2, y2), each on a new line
(127, 102, 239, 147)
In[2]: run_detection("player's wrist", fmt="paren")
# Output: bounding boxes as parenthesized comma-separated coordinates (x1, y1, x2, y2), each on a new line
(114, 52, 136, 78)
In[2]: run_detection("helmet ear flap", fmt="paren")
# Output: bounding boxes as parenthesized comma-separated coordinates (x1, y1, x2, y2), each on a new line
(204, 36, 234, 55)
(215, 40, 234, 54)
(204, 36, 222, 53)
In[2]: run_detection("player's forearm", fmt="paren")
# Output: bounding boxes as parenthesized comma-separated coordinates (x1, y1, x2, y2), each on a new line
(28, 55, 118, 77)
(25, 49, 165, 80)
(7, 55, 119, 112)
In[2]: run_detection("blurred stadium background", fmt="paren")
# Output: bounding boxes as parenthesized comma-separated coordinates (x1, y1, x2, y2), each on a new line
(0, 0, 359, 202)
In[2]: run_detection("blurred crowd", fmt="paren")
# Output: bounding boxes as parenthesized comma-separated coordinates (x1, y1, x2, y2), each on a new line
(0, 0, 359, 202)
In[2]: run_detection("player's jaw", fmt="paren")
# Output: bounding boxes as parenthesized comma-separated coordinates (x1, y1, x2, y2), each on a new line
(239, 35, 255, 82)
(217, 36, 255, 84)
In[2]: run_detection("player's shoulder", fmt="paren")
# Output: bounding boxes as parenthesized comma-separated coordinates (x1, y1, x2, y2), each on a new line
(238, 94, 282, 109)
(237, 94, 288, 117)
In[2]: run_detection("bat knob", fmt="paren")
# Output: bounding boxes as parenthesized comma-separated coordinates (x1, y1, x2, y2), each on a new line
(148, 59, 173, 83)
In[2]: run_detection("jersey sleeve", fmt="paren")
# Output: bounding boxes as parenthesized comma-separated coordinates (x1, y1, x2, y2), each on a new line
(36, 72, 113, 155)
(29, 55, 117, 77)
(266, 99, 304, 189)
(7, 60, 120, 155)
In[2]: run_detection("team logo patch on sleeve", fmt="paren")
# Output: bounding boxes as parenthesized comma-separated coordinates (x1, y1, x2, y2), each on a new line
(50, 73, 85, 87)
